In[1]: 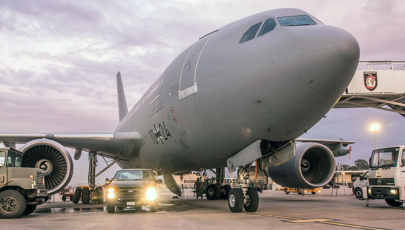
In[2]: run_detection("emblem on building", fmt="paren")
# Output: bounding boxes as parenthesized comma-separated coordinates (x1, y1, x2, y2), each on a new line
(364, 71, 378, 91)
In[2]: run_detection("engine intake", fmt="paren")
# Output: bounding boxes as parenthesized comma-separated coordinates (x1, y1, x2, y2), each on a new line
(267, 142, 335, 188)
(20, 139, 73, 195)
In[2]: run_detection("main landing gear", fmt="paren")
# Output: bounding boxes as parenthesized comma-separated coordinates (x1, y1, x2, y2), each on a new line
(203, 166, 260, 213)
(73, 152, 118, 204)
(228, 166, 259, 213)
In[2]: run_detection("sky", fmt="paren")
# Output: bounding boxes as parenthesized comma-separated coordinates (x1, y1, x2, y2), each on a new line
(1, 0, 405, 185)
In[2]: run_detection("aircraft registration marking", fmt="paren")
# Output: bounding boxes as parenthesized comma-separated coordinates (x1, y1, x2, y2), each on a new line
(149, 121, 172, 145)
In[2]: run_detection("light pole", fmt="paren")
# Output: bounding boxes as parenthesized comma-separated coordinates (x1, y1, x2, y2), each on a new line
(370, 124, 380, 149)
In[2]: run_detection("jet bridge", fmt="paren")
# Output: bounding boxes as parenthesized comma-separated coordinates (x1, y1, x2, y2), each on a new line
(335, 61, 405, 117)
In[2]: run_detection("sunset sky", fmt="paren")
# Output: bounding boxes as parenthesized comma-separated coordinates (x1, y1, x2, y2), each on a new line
(1, 0, 404, 185)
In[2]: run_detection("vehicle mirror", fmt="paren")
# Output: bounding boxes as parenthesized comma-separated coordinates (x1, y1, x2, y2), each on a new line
(105, 178, 112, 185)
(156, 179, 163, 184)
(359, 176, 363, 180)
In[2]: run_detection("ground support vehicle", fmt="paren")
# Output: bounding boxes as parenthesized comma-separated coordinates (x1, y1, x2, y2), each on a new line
(366, 146, 405, 208)
(0, 148, 48, 218)
(352, 171, 368, 199)
(105, 169, 162, 213)
(59, 187, 74, 201)
(281, 187, 321, 195)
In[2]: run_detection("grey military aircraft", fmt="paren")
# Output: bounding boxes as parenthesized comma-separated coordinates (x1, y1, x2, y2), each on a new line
(0, 8, 359, 212)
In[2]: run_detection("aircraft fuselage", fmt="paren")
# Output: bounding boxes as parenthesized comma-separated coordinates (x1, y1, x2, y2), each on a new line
(115, 8, 360, 173)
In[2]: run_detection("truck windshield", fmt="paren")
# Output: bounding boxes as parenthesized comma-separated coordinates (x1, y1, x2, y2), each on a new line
(114, 170, 153, 181)
(5, 151, 23, 167)
(370, 148, 399, 168)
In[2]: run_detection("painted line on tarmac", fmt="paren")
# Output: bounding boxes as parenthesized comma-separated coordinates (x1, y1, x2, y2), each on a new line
(191, 204, 390, 230)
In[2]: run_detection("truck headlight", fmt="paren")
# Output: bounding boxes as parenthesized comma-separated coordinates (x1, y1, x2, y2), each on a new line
(146, 187, 157, 201)
(107, 193, 115, 198)
(107, 187, 115, 199)
(390, 189, 398, 195)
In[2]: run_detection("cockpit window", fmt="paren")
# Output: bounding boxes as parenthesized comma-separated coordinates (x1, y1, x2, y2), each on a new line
(277, 15, 316, 27)
(258, 19, 276, 37)
(239, 22, 262, 43)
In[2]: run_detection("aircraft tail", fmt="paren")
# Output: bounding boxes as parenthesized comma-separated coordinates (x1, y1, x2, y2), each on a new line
(116, 72, 128, 122)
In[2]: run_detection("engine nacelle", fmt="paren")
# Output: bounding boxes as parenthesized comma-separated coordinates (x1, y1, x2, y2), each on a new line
(20, 139, 74, 195)
(267, 142, 335, 189)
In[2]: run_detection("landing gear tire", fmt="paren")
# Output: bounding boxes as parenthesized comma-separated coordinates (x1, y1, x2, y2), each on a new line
(284, 191, 289, 195)
(95, 187, 104, 203)
(311, 192, 316, 195)
(61, 196, 66, 202)
(221, 185, 232, 199)
(69, 196, 73, 201)
(385, 199, 402, 207)
(206, 184, 220, 200)
(23, 205, 37, 215)
(244, 187, 259, 212)
(0, 190, 27, 219)
(72, 187, 82, 204)
(354, 188, 363, 199)
(82, 187, 90, 204)
(107, 204, 115, 213)
(228, 189, 244, 213)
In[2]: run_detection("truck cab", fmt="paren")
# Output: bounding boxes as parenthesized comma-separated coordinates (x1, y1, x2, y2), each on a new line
(367, 145, 405, 207)
(0, 148, 48, 218)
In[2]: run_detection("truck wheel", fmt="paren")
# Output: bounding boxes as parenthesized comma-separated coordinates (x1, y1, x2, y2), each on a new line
(354, 188, 363, 199)
(228, 189, 244, 213)
(107, 204, 115, 213)
(82, 187, 90, 204)
(95, 187, 104, 203)
(61, 196, 66, 202)
(72, 187, 82, 204)
(206, 184, 220, 200)
(221, 185, 232, 199)
(0, 190, 27, 219)
(244, 187, 259, 212)
(22, 205, 37, 215)
(385, 199, 402, 207)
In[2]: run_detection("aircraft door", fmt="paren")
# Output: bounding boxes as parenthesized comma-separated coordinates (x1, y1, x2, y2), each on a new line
(179, 34, 213, 100)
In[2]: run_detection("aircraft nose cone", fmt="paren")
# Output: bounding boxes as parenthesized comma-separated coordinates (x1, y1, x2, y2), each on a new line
(296, 26, 360, 95)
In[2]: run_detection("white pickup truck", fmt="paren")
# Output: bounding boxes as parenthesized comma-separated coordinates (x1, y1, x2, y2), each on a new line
(352, 171, 368, 199)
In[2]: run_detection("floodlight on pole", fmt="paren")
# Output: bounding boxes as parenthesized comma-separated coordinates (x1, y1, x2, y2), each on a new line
(370, 124, 380, 149)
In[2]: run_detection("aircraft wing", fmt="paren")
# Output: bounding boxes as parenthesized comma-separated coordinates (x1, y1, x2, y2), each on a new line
(0, 132, 144, 159)
(296, 138, 355, 147)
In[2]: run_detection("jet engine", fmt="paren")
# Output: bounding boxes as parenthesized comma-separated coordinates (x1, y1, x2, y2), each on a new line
(267, 142, 335, 188)
(20, 139, 73, 195)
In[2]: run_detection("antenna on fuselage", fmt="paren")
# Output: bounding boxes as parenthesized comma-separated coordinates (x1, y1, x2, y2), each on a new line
(116, 72, 128, 122)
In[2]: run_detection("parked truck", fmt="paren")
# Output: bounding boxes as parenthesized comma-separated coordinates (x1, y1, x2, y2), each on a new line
(0, 148, 48, 218)
(366, 145, 405, 208)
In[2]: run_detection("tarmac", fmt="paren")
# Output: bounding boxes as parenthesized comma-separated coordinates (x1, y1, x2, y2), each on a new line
(1, 188, 403, 230)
